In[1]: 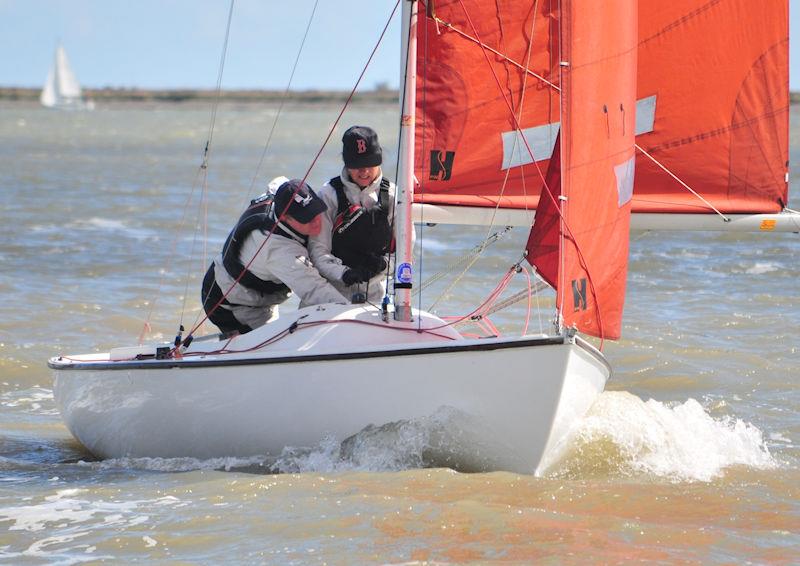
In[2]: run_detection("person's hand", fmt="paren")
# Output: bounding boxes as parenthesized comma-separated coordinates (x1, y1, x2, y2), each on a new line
(342, 267, 370, 286)
(363, 254, 388, 277)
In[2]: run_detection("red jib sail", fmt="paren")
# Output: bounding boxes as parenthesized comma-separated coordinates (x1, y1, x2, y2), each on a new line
(414, 0, 788, 214)
(527, 0, 637, 341)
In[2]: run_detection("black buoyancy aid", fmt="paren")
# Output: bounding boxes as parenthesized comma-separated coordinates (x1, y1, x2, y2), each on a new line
(330, 176, 394, 269)
(220, 193, 295, 295)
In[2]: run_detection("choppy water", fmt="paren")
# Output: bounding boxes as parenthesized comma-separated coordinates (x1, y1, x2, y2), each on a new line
(0, 100, 797, 564)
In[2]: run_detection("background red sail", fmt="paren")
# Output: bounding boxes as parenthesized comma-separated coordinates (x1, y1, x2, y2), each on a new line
(527, 0, 637, 341)
(634, 0, 788, 213)
(414, 0, 788, 214)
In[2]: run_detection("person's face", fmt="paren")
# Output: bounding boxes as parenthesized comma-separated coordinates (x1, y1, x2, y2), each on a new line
(285, 212, 323, 236)
(347, 166, 380, 188)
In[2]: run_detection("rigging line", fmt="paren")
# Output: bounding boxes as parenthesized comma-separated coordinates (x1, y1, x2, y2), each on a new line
(514, 0, 539, 221)
(180, 267, 516, 350)
(137, 0, 234, 342)
(453, 1, 550, 196)
(244, 0, 320, 205)
(425, 3, 540, 312)
(448, 2, 722, 234)
(531, 264, 545, 334)
(186, 318, 461, 357)
(431, 15, 559, 91)
(521, 263, 532, 335)
(424, 226, 513, 311)
(298, 0, 401, 183)
(426, 1, 543, 317)
(457, 0, 607, 341)
(478, 0, 540, 235)
(635, 143, 730, 221)
(425, 235, 491, 311)
(468, 278, 550, 321)
(179, 173, 212, 331)
(137, 165, 206, 344)
(420, 265, 524, 335)
(176, 0, 236, 337)
(414, 227, 511, 296)
(178, 0, 402, 347)
(455, 1, 541, 317)
(204, 0, 235, 159)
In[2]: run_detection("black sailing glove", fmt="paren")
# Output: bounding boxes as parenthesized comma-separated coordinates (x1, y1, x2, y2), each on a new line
(342, 267, 371, 286)
(363, 254, 388, 277)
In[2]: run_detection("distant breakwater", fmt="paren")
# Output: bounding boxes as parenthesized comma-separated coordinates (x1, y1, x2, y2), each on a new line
(0, 87, 399, 104)
(3, 87, 797, 105)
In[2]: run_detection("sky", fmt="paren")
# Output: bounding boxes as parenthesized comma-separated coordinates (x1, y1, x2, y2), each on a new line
(0, 1, 403, 91)
(0, 0, 798, 91)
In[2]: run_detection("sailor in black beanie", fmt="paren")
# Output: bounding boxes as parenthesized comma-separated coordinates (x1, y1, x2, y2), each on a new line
(309, 126, 397, 303)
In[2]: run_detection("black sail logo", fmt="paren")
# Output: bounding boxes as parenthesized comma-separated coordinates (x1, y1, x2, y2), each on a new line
(429, 150, 455, 181)
(571, 278, 587, 311)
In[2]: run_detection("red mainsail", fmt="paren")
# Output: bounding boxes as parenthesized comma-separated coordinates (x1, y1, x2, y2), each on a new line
(414, 0, 788, 215)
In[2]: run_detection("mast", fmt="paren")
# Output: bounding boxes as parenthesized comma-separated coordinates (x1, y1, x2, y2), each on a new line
(394, 0, 418, 322)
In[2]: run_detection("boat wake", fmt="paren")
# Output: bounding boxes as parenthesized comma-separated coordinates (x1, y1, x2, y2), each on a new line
(545, 391, 777, 482)
(68, 407, 497, 475)
(273, 406, 500, 474)
(61, 393, 777, 481)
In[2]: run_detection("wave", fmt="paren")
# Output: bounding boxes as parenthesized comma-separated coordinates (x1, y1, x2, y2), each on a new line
(546, 391, 777, 482)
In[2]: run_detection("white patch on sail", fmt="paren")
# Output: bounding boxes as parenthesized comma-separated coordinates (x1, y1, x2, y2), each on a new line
(501, 122, 560, 170)
(500, 95, 657, 170)
(635, 94, 657, 135)
(614, 156, 635, 206)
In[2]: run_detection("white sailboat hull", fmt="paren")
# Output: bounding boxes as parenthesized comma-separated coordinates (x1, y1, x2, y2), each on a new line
(50, 304, 609, 475)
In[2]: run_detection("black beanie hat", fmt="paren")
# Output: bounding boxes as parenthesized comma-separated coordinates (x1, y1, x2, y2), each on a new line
(342, 125, 382, 169)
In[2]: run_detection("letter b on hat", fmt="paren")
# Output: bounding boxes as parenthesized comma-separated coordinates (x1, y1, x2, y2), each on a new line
(343, 125, 382, 168)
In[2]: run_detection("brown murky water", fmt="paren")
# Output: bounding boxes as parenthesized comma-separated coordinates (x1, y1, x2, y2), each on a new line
(0, 101, 796, 563)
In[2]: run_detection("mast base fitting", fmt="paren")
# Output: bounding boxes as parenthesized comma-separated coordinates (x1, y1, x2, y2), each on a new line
(394, 305, 413, 323)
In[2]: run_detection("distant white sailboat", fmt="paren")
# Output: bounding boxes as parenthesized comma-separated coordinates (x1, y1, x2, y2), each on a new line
(41, 44, 93, 110)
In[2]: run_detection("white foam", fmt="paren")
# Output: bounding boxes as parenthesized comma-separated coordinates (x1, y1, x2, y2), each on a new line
(1, 386, 58, 415)
(78, 454, 270, 473)
(558, 391, 777, 482)
(745, 261, 779, 274)
(769, 431, 793, 445)
(0, 489, 178, 533)
(272, 407, 492, 474)
(59, 217, 156, 240)
(273, 420, 432, 474)
(142, 536, 158, 548)
(0, 489, 177, 563)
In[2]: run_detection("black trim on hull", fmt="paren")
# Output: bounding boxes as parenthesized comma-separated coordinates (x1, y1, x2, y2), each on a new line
(48, 335, 595, 372)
